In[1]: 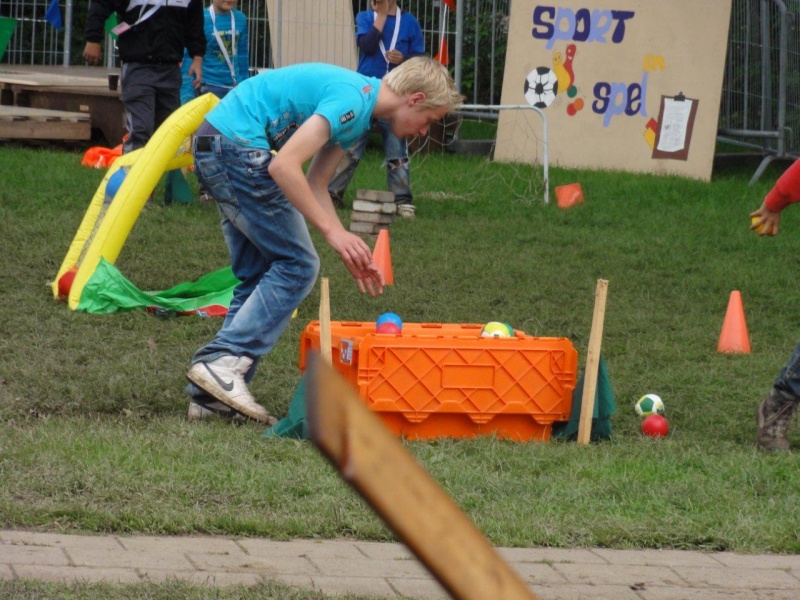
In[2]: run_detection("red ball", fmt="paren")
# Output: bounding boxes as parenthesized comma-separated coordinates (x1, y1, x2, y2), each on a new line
(57, 266, 78, 300)
(376, 322, 402, 335)
(642, 414, 669, 438)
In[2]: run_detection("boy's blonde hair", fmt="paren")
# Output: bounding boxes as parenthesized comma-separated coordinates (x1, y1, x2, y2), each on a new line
(383, 56, 465, 111)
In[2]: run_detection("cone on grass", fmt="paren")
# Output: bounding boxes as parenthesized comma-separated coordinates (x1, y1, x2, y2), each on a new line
(717, 290, 751, 354)
(555, 183, 584, 209)
(373, 228, 393, 285)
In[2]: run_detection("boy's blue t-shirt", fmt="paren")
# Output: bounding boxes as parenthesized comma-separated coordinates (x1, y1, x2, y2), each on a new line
(205, 63, 381, 151)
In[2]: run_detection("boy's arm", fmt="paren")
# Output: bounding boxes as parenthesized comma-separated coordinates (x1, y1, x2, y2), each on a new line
(185, 0, 207, 62)
(268, 116, 383, 295)
(408, 16, 426, 58)
(83, 0, 115, 63)
(356, 9, 384, 55)
(179, 53, 196, 103)
(750, 159, 800, 236)
(764, 158, 800, 213)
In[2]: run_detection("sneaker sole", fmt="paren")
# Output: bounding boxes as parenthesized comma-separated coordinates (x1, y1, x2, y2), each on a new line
(187, 401, 248, 423)
(186, 365, 275, 424)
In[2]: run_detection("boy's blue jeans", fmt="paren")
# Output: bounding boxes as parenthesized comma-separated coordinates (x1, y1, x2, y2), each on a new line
(190, 126, 320, 376)
(774, 341, 800, 400)
(328, 117, 412, 204)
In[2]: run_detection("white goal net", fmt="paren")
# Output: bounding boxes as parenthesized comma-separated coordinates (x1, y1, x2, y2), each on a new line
(408, 104, 549, 205)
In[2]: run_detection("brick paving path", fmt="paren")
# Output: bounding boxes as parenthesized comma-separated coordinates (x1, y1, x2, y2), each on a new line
(1, 530, 799, 599)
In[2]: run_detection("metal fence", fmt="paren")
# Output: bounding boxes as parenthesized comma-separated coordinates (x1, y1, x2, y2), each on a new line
(0, 0, 65, 64)
(0, 0, 510, 105)
(5, 0, 800, 179)
(718, 0, 800, 182)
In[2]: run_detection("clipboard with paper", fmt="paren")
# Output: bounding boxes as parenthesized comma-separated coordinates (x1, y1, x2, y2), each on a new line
(651, 92, 698, 161)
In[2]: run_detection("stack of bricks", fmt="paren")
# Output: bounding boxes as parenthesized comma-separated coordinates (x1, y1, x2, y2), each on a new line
(349, 189, 396, 238)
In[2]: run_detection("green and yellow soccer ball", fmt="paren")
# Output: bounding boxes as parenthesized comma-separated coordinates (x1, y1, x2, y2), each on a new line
(481, 321, 514, 338)
(635, 393, 665, 418)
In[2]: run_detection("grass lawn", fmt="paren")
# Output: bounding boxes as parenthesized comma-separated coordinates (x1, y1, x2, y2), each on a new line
(1, 139, 800, 595)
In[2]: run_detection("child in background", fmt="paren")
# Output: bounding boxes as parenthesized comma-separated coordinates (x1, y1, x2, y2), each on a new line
(751, 159, 800, 450)
(181, 0, 249, 104)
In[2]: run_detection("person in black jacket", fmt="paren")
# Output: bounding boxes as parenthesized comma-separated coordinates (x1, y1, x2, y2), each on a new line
(83, 0, 206, 155)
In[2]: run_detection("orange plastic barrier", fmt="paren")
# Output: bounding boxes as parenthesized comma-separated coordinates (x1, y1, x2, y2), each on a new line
(81, 144, 123, 169)
(299, 321, 578, 441)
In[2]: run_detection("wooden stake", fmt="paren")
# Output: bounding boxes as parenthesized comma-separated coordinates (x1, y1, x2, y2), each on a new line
(577, 279, 609, 446)
(305, 355, 540, 600)
(319, 277, 332, 366)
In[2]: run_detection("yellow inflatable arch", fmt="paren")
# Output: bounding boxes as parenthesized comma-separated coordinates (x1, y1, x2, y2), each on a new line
(52, 93, 219, 310)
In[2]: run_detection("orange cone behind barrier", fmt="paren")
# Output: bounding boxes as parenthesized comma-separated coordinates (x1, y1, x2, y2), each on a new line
(373, 228, 394, 285)
(717, 290, 751, 353)
(555, 183, 584, 209)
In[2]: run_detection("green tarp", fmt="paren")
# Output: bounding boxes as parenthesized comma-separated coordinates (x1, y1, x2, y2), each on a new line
(263, 376, 309, 439)
(77, 258, 238, 315)
(551, 355, 616, 441)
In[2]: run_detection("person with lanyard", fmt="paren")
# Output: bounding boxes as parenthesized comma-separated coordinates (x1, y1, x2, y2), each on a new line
(84, 0, 206, 156)
(180, 0, 250, 104)
(328, 0, 425, 218)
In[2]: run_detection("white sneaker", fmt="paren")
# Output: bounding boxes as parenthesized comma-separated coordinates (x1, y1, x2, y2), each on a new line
(187, 399, 247, 422)
(397, 203, 416, 219)
(186, 356, 276, 424)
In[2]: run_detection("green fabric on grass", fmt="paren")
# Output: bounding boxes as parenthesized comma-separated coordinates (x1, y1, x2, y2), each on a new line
(552, 355, 616, 441)
(77, 258, 238, 314)
(263, 376, 309, 439)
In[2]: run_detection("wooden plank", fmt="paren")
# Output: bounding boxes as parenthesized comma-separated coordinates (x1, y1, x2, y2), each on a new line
(0, 105, 90, 140)
(577, 279, 609, 446)
(319, 278, 332, 366)
(0, 70, 109, 88)
(305, 355, 540, 600)
(0, 105, 90, 120)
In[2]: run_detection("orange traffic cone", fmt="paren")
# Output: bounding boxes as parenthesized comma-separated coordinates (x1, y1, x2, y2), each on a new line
(555, 183, 584, 209)
(373, 228, 394, 285)
(717, 290, 751, 353)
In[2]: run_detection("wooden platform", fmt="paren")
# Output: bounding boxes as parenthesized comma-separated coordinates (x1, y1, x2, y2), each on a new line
(0, 65, 124, 144)
(0, 105, 91, 140)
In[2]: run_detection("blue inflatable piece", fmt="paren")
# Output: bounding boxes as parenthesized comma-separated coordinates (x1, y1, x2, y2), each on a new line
(104, 168, 127, 204)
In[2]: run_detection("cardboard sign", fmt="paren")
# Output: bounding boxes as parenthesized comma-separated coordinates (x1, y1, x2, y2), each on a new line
(498, 0, 732, 181)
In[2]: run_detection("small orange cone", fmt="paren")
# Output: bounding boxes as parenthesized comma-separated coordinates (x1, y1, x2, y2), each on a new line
(373, 228, 394, 285)
(555, 183, 584, 209)
(717, 290, 751, 353)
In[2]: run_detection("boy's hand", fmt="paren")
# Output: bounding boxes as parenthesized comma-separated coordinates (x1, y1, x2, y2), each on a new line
(386, 49, 404, 65)
(325, 229, 384, 296)
(750, 203, 781, 236)
(83, 42, 102, 65)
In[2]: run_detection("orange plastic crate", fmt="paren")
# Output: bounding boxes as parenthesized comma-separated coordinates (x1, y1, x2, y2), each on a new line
(299, 321, 578, 441)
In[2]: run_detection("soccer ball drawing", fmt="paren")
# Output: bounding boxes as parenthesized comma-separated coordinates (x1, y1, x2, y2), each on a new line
(635, 393, 665, 418)
(524, 67, 559, 108)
